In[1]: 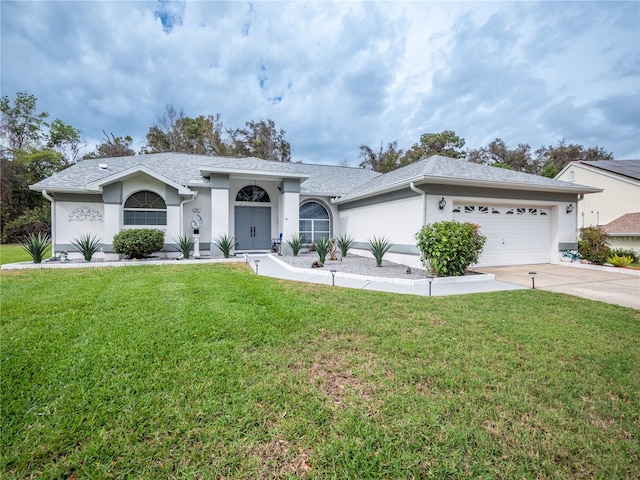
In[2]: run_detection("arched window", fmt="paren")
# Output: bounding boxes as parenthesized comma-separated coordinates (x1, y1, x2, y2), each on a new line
(300, 201, 330, 243)
(123, 191, 167, 225)
(236, 185, 270, 202)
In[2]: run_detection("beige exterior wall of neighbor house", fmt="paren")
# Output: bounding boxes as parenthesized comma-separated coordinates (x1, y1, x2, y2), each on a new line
(557, 165, 640, 227)
(608, 236, 640, 256)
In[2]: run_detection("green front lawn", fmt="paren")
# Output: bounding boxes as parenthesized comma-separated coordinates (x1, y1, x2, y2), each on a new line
(2, 264, 638, 478)
(0, 244, 52, 265)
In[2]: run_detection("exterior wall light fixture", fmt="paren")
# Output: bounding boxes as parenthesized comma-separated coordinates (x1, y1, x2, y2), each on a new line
(566, 204, 574, 214)
(439, 197, 446, 210)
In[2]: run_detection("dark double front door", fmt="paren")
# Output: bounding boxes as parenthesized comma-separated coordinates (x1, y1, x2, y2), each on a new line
(234, 206, 271, 250)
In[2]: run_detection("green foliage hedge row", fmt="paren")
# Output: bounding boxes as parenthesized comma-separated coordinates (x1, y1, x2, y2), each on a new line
(112, 228, 165, 259)
(416, 221, 486, 277)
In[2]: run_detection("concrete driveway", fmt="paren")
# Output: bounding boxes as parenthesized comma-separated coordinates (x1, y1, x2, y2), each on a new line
(477, 264, 640, 309)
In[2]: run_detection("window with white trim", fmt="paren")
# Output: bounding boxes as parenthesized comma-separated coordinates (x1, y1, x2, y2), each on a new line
(299, 201, 330, 244)
(123, 191, 167, 225)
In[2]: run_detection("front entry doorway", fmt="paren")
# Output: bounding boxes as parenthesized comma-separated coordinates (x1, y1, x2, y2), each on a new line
(235, 206, 272, 250)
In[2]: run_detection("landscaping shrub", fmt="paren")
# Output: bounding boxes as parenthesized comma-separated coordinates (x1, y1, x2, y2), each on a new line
(578, 226, 610, 265)
(174, 234, 195, 259)
(1, 205, 50, 244)
(19, 232, 51, 264)
(366, 235, 393, 267)
(607, 254, 634, 268)
(610, 248, 638, 263)
(71, 233, 102, 261)
(315, 237, 331, 264)
(336, 233, 354, 257)
(113, 229, 165, 259)
(416, 221, 486, 277)
(285, 233, 303, 256)
(213, 234, 235, 258)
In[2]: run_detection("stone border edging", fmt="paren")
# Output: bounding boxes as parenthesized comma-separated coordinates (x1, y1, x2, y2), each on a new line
(561, 261, 640, 276)
(267, 254, 495, 286)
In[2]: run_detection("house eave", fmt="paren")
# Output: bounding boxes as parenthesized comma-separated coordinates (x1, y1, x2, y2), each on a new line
(84, 165, 195, 196)
(331, 175, 602, 205)
(199, 166, 310, 182)
(29, 186, 100, 194)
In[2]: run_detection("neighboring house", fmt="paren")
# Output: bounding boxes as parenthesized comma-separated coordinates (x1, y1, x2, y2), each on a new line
(602, 212, 640, 256)
(31, 153, 600, 268)
(556, 160, 640, 228)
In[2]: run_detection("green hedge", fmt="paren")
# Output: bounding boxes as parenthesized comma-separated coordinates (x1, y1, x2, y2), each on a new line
(416, 221, 486, 277)
(113, 229, 165, 259)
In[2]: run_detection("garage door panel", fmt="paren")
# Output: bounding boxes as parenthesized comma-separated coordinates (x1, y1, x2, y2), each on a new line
(453, 204, 550, 266)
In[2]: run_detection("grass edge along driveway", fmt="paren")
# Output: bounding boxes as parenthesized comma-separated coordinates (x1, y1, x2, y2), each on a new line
(2, 263, 639, 479)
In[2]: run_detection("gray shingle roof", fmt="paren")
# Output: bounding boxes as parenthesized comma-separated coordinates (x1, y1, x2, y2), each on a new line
(334, 155, 601, 203)
(31, 153, 380, 197)
(31, 152, 598, 200)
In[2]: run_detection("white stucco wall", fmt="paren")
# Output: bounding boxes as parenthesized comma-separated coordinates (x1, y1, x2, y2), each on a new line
(337, 196, 423, 244)
(557, 165, 640, 227)
(56, 202, 105, 244)
(337, 195, 425, 268)
(281, 192, 301, 243)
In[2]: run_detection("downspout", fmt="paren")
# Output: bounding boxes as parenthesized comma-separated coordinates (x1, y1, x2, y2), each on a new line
(575, 193, 584, 230)
(41, 190, 56, 257)
(409, 182, 426, 226)
(179, 191, 198, 236)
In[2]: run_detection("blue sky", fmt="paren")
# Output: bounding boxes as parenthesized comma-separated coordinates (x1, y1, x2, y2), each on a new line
(2, 1, 639, 164)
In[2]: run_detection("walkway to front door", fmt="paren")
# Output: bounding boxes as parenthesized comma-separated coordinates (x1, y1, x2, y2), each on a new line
(235, 206, 271, 250)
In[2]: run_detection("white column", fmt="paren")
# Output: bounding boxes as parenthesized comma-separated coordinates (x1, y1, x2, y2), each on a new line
(280, 191, 299, 254)
(210, 187, 229, 257)
(103, 203, 121, 250)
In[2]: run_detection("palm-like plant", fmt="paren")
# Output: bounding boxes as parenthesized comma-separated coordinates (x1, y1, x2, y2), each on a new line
(366, 235, 393, 267)
(315, 237, 331, 264)
(285, 233, 304, 256)
(20, 232, 51, 264)
(336, 233, 354, 257)
(71, 233, 103, 261)
(213, 234, 235, 258)
(174, 234, 194, 259)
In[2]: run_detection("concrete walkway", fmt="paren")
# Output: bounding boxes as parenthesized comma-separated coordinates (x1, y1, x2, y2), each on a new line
(250, 254, 523, 297)
(477, 263, 640, 309)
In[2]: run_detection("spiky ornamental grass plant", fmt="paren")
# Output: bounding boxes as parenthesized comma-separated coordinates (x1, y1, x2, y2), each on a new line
(285, 233, 304, 256)
(19, 232, 51, 264)
(213, 234, 235, 258)
(174, 234, 194, 259)
(71, 233, 103, 261)
(366, 235, 393, 267)
(315, 237, 331, 264)
(336, 233, 354, 257)
(607, 254, 634, 268)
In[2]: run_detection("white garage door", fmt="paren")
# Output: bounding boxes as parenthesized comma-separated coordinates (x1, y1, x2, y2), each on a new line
(453, 204, 551, 266)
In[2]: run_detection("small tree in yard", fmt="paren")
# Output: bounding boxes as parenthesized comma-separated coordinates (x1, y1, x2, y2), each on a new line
(416, 221, 486, 277)
(113, 229, 165, 259)
(578, 226, 610, 265)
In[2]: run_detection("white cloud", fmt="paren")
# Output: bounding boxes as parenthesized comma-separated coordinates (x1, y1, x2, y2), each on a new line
(1, 0, 638, 161)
